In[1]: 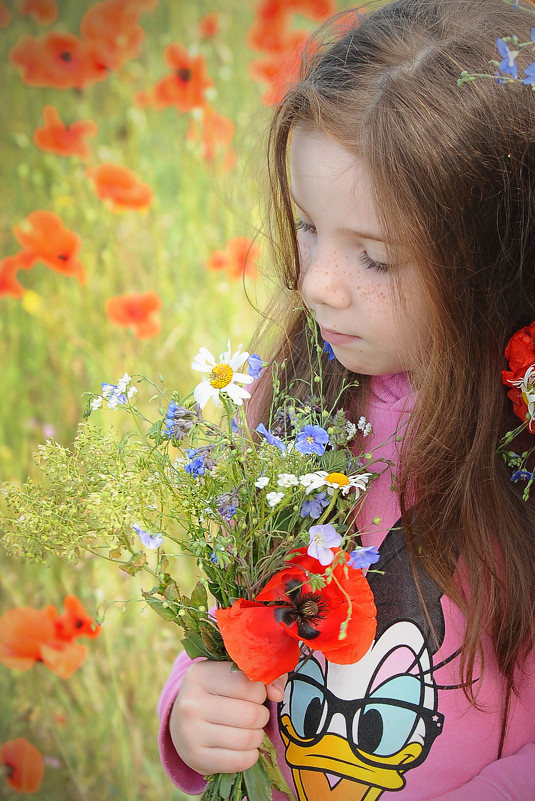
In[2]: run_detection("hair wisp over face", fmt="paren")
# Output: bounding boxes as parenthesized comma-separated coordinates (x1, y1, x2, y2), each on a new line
(261, 0, 535, 701)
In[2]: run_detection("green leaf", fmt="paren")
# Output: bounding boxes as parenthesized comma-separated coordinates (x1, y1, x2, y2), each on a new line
(242, 760, 272, 801)
(141, 591, 179, 622)
(119, 552, 147, 576)
(190, 580, 208, 609)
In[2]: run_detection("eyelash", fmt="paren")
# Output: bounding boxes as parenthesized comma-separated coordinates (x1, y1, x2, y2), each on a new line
(295, 218, 390, 274)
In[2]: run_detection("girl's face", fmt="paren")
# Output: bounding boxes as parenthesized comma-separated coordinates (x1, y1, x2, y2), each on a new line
(290, 128, 428, 376)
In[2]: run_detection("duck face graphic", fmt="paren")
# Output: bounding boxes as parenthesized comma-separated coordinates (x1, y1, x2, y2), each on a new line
(278, 522, 447, 800)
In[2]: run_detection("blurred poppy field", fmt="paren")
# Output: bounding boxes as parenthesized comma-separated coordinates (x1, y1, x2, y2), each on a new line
(0, 0, 355, 798)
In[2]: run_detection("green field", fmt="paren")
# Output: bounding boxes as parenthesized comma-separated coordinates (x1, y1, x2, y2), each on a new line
(0, 1, 354, 797)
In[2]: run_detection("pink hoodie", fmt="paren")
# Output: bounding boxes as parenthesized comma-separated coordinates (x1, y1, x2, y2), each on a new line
(158, 373, 535, 800)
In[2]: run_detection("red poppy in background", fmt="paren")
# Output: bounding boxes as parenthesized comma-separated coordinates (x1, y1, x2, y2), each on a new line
(0, 0, 12, 27)
(198, 12, 219, 39)
(0, 597, 100, 679)
(34, 106, 98, 159)
(249, 45, 305, 106)
(207, 237, 260, 281)
(13, 210, 86, 284)
(17, 0, 58, 25)
(216, 549, 377, 684)
(87, 164, 153, 211)
(106, 292, 161, 338)
(54, 595, 101, 641)
(187, 106, 235, 166)
(0, 252, 36, 298)
(135, 43, 213, 112)
(0, 739, 45, 794)
(80, 0, 146, 71)
(9, 31, 107, 89)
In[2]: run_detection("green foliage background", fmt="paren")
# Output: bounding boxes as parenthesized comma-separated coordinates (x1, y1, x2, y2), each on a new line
(0, 0, 354, 798)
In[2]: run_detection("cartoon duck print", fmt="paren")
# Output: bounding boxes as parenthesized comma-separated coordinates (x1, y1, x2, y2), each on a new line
(278, 522, 450, 800)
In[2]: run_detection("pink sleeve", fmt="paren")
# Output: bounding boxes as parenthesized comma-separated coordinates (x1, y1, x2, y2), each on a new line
(428, 743, 535, 801)
(157, 650, 207, 795)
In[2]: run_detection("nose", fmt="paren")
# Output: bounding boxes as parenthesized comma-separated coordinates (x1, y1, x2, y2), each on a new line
(299, 243, 352, 310)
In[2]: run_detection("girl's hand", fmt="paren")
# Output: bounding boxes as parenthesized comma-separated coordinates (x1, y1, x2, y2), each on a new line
(169, 660, 287, 776)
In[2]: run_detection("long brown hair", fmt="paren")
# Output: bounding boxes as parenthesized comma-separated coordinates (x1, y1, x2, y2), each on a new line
(252, 0, 535, 701)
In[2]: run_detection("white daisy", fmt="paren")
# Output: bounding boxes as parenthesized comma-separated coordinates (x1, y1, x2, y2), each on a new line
(277, 472, 298, 488)
(508, 365, 535, 431)
(192, 341, 254, 410)
(299, 470, 373, 496)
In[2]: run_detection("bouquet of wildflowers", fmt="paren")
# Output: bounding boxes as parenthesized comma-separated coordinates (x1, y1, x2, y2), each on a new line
(0, 314, 386, 801)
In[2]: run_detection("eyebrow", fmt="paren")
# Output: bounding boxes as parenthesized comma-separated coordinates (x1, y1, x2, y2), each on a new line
(290, 191, 387, 244)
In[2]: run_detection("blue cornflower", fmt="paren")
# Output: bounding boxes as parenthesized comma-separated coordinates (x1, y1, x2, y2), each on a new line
(524, 61, 535, 85)
(300, 491, 330, 520)
(511, 469, 535, 482)
(323, 340, 335, 360)
(295, 424, 330, 456)
(247, 353, 264, 379)
(496, 38, 518, 80)
(132, 523, 163, 549)
(256, 422, 287, 452)
(348, 546, 380, 570)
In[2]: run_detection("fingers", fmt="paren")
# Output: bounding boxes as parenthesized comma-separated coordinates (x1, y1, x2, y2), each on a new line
(265, 673, 288, 703)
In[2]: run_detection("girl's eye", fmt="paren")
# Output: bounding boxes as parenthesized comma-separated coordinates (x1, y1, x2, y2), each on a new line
(360, 251, 390, 274)
(295, 218, 316, 235)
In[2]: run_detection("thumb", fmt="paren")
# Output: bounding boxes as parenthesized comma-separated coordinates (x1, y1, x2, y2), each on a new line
(266, 673, 288, 703)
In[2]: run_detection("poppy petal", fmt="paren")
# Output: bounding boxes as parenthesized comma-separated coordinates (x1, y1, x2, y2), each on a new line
(0, 738, 44, 793)
(216, 599, 300, 684)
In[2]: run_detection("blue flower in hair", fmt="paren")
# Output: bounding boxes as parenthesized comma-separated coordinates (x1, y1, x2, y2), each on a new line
(496, 38, 518, 80)
(523, 61, 535, 86)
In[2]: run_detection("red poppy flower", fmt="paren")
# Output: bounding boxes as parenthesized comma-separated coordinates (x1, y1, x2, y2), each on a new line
(249, 44, 305, 106)
(87, 163, 153, 211)
(198, 12, 219, 38)
(502, 322, 535, 380)
(17, 0, 58, 25)
(0, 1, 12, 28)
(135, 43, 213, 112)
(80, 0, 145, 71)
(0, 252, 36, 298)
(13, 210, 86, 284)
(54, 595, 101, 641)
(0, 597, 100, 679)
(215, 549, 377, 684)
(207, 237, 260, 281)
(0, 739, 44, 794)
(9, 31, 107, 89)
(187, 106, 235, 164)
(105, 291, 161, 338)
(33, 106, 98, 159)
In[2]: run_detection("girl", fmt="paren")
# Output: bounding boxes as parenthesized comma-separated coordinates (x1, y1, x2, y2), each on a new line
(158, 0, 535, 798)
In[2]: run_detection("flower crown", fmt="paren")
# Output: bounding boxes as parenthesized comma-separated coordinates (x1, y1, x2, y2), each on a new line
(501, 322, 535, 495)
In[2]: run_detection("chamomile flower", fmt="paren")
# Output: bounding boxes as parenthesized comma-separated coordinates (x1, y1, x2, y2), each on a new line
(192, 341, 254, 409)
(299, 470, 373, 496)
(266, 491, 284, 507)
(508, 365, 535, 431)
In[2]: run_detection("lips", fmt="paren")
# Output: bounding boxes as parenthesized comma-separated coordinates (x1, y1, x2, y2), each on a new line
(319, 326, 360, 347)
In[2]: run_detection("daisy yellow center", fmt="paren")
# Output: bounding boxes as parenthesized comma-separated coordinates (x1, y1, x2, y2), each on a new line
(210, 363, 233, 389)
(325, 472, 349, 486)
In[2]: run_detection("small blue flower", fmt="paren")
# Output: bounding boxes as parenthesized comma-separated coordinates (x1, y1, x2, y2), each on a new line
(531, 27, 535, 43)
(101, 382, 127, 405)
(523, 61, 535, 85)
(323, 340, 335, 360)
(163, 400, 195, 440)
(231, 418, 239, 433)
(348, 546, 380, 570)
(247, 353, 264, 379)
(295, 424, 330, 456)
(210, 552, 218, 564)
(300, 491, 329, 519)
(496, 38, 518, 80)
(133, 523, 163, 549)
(185, 453, 206, 476)
(511, 469, 535, 482)
(256, 422, 287, 452)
